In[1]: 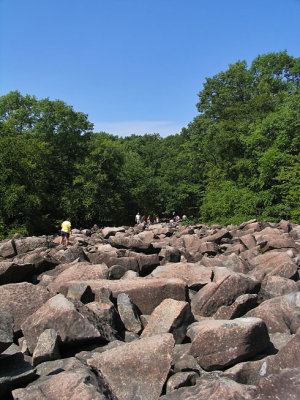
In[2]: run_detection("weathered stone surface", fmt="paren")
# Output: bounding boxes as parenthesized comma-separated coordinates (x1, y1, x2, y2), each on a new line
(117, 292, 142, 334)
(173, 354, 201, 374)
(141, 298, 194, 343)
(260, 330, 300, 377)
(0, 261, 35, 285)
(49, 245, 88, 264)
(160, 376, 257, 399)
(47, 262, 108, 293)
(107, 264, 127, 279)
(87, 333, 175, 400)
(166, 371, 198, 393)
(245, 295, 300, 333)
(54, 277, 187, 315)
(0, 220, 298, 398)
(255, 368, 300, 400)
(126, 251, 160, 276)
(249, 251, 298, 281)
(66, 282, 94, 303)
(35, 356, 84, 377)
(104, 256, 139, 271)
(150, 262, 212, 289)
(214, 294, 258, 319)
(159, 245, 181, 263)
(0, 310, 14, 353)
(13, 236, 49, 255)
(191, 273, 260, 317)
(240, 234, 257, 250)
(0, 240, 16, 258)
(0, 347, 36, 398)
(102, 226, 125, 238)
(85, 301, 119, 330)
(0, 282, 52, 333)
(32, 328, 61, 366)
(13, 250, 59, 277)
(12, 367, 106, 400)
(21, 294, 105, 354)
(261, 275, 298, 299)
(188, 318, 270, 370)
(109, 231, 156, 253)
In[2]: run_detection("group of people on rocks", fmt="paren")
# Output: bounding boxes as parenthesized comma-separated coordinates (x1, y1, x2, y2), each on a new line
(135, 212, 186, 226)
(58, 213, 187, 248)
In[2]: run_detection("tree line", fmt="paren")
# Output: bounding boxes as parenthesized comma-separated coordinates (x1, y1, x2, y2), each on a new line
(0, 51, 299, 237)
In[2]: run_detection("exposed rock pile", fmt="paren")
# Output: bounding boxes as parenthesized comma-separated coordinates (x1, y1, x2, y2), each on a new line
(0, 219, 299, 399)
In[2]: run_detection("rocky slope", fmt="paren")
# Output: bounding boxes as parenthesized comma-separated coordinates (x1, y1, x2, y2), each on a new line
(0, 219, 299, 399)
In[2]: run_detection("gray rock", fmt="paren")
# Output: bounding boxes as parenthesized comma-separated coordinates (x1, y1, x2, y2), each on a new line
(32, 329, 61, 366)
(0, 310, 14, 353)
(117, 293, 142, 334)
(87, 333, 175, 400)
(188, 317, 270, 371)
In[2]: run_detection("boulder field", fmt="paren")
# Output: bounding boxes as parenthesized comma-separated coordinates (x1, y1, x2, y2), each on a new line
(0, 219, 299, 399)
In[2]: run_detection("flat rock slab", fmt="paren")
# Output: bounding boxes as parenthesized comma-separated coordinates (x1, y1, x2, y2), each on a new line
(47, 262, 108, 293)
(54, 277, 187, 315)
(150, 262, 212, 289)
(87, 333, 175, 400)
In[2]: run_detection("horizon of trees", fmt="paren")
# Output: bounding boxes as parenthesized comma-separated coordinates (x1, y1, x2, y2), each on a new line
(0, 51, 299, 238)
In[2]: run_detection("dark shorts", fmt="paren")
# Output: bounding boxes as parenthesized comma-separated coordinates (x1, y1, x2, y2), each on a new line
(61, 231, 70, 238)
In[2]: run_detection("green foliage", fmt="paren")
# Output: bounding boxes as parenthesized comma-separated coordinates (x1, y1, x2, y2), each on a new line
(0, 51, 299, 236)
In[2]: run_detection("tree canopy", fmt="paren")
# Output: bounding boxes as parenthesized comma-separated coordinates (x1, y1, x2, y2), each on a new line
(0, 51, 299, 237)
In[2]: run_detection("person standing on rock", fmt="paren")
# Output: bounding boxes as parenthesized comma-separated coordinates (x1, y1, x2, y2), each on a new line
(135, 212, 141, 224)
(60, 218, 72, 247)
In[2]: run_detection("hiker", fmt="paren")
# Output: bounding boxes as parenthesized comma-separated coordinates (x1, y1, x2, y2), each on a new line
(147, 215, 151, 225)
(60, 218, 72, 247)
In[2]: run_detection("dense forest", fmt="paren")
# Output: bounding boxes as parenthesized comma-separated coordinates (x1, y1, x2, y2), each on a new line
(0, 51, 299, 237)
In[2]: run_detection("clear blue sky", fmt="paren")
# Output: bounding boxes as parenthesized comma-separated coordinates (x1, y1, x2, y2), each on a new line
(1, 0, 299, 137)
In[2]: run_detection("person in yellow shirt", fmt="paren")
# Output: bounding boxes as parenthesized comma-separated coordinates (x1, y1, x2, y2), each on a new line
(59, 218, 72, 247)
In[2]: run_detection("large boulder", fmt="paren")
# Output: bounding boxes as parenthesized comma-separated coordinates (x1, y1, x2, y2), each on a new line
(13, 236, 49, 255)
(140, 298, 194, 343)
(21, 294, 108, 354)
(245, 295, 300, 334)
(87, 333, 175, 400)
(47, 262, 108, 293)
(150, 262, 212, 289)
(0, 282, 52, 333)
(191, 272, 260, 317)
(249, 251, 298, 281)
(188, 317, 270, 371)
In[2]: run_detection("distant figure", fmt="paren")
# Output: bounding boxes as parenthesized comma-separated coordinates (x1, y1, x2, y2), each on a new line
(182, 215, 187, 220)
(170, 218, 174, 226)
(156, 216, 159, 223)
(147, 215, 151, 225)
(175, 215, 181, 222)
(60, 218, 72, 248)
(135, 212, 141, 224)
